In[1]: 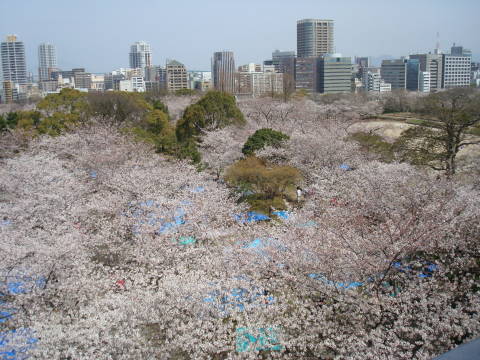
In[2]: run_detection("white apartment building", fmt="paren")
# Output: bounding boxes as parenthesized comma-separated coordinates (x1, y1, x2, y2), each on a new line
(365, 70, 380, 91)
(379, 80, 392, 92)
(442, 55, 471, 88)
(419, 71, 431, 93)
(91, 74, 105, 91)
(362, 67, 391, 93)
(119, 76, 145, 92)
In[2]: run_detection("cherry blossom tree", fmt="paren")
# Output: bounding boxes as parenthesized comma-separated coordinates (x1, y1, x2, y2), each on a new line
(0, 95, 478, 359)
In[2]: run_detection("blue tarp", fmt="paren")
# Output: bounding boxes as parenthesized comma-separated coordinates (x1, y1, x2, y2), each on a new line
(0, 220, 12, 228)
(339, 164, 352, 171)
(0, 273, 43, 359)
(0, 328, 38, 360)
(173, 236, 196, 245)
(89, 170, 97, 179)
(236, 327, 283, 352)
(126, 200, 187, 235)
(308, 273, 363, 289)
(234, 212, 271, 223)
(203, 286, 275, 316)
(191, 186, 205, 193)
(433, 337, 480, 360)
(155, 208, 186, 234)
(392, 261, 439, 278)
(272, 211, 289, 219)
(297, 220, 317, 228)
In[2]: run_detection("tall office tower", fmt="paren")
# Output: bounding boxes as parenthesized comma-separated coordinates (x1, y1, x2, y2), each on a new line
(381, 59, 407, 90)
(409, 53, 443, 92)
(38, 43, 57, 81)
(406, 59, 420, 91)
(1, 35, 27, 85)
(129, 41, 152, 69)
(297, 19, 334, 58)
(212, 51, 236, 93)
(166, 60, 188, 92)
(318, 55, 352, 94)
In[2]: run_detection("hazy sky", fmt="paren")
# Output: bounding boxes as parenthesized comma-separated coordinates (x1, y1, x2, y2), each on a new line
(1, 0, 478, 74)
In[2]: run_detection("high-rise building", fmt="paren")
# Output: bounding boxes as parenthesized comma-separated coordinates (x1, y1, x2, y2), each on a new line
(129, 41, 152, 70)
(409, 53, 443, 92)
(166, 60, 188, 92)
(38, 43, 57, 81)
(212, 51, 236, 93)
(381, 59, 407, 90)
(1, 35, 27, 85)
(318, 55, 352, 94)
(406, 59, 420, 91)
(297, 19, 334, 58)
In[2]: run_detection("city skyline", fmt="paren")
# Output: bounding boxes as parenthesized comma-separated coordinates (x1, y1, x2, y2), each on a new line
(0, 0, 478, 74)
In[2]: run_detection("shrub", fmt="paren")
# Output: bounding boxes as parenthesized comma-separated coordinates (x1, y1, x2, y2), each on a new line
(242, 128, 289, 156)
(225, 156, 300, 200)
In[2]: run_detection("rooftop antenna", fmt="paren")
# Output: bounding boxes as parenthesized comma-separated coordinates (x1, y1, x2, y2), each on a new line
(434, 32, 440, 54)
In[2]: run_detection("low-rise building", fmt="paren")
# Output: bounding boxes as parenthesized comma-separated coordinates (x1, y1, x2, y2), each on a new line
(318, 55, 352, 94)
(419, 71, 431, 93)
(442, 47, 471, 88)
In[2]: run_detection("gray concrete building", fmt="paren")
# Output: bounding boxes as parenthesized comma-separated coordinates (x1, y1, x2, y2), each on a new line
(212, 51, 236, 93)
(297, 19, 334, 58)
(409, 53, 443, 92)
(1, 35, 27, 85)
(318, 56, 352, 94)
(295, 57, 320, 93)
(166, 60, 188, 92)
(74, 71, 92, 90)
(381, 59, 407, 90)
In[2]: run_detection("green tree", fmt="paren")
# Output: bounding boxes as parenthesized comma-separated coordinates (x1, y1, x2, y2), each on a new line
(0, 112, 20, 131)
(175, 104, 206, 142)
(37, 112, 79, 136)
(242, 128, 289, 156)
(37, 88, 88, 119)
(396, 88, 480, 176)
(195, 91, 245, 129)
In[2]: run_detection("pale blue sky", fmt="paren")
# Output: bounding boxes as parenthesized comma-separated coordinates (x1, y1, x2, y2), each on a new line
(1, 0, 478, 73)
